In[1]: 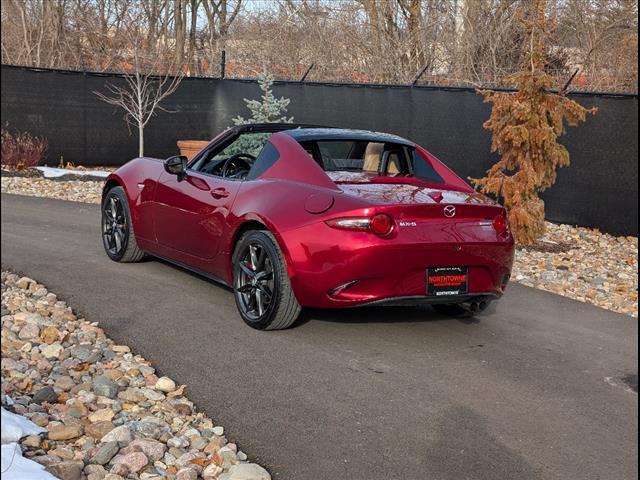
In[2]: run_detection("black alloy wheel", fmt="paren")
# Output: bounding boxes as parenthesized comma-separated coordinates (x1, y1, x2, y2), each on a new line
(101, 186, 145, 263)
(233, 231, 301, 330)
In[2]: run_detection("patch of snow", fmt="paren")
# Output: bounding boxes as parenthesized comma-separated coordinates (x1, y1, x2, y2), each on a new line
(1, 444, 57, 480)
(35, 166, 110, 179)
(1, 408, 55, 480)
(1, 408, 45, 444)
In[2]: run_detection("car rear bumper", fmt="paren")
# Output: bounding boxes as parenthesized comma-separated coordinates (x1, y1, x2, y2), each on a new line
(280, 223, 515, 308)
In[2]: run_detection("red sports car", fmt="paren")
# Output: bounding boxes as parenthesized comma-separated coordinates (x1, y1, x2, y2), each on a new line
(101, 124, 515, 330)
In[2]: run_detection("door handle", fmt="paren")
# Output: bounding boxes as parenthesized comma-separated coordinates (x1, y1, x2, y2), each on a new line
(211, 188, 230, 199)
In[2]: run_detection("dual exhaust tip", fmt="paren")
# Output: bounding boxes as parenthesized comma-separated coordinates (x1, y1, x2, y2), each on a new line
(467, 300, 490, 313)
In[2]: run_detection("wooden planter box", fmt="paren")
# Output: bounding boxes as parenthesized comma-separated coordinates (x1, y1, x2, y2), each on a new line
(177, 140, 209, 160)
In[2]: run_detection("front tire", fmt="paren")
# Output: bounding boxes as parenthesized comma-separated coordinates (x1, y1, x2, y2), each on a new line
(233, 231, 301, 330)
(101, 186, 145, 263)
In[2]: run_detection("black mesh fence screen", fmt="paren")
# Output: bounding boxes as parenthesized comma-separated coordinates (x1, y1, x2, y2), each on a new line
(2, 65, 637, 235)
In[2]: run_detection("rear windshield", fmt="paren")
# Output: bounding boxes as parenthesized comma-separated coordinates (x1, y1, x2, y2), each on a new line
(297, 139, 444, 183)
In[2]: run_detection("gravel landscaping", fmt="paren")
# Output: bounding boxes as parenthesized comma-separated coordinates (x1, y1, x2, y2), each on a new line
(1, 173, 638, 318)
(1, 272, 271, 480)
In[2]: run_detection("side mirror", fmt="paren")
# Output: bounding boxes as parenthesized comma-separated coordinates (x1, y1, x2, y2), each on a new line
(164, 155, 187, 180)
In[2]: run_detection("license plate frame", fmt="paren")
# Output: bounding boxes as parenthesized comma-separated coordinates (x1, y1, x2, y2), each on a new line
(427, 267, 469, 297)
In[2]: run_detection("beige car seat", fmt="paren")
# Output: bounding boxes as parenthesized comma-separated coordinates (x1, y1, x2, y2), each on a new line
(363, 142, 384, 173)
(386, 152, 401, 175)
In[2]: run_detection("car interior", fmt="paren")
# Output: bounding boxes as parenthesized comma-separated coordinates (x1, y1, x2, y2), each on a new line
(188, 131, 444, 184)
(189, 132, 271, 179)
(300, 140, 410, 176)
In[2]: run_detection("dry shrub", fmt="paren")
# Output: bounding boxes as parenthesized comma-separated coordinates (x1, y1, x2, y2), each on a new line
(470, 0, 596, 245)
(1, 124, 48, 170)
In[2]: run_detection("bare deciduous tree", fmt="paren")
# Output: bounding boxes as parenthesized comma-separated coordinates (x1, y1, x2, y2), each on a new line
(93, 26, 183, 157)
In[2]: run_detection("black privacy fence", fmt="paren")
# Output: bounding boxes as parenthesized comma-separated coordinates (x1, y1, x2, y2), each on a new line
(1, 64, 638, 235)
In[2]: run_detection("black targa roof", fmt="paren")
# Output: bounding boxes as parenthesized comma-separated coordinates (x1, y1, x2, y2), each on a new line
(284, 128, 415, 147)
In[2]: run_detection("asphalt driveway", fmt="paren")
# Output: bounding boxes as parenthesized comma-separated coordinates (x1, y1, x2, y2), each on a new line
(1, 193, 638, 480)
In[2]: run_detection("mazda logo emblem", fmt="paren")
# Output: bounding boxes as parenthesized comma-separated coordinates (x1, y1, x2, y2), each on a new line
(444, 205, 456, 218)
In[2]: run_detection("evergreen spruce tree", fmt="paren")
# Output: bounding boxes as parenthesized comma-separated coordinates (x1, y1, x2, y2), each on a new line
(470, 0, 596, 245)
(233, 71, 294, 125)
(228, 71, 294, 156)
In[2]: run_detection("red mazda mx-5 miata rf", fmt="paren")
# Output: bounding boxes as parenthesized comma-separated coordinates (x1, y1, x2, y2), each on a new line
(101, 124, 515, 330)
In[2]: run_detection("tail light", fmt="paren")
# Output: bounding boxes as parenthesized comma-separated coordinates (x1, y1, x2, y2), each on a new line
(493, 212, 509, 236)
(326, 213, 395, 237)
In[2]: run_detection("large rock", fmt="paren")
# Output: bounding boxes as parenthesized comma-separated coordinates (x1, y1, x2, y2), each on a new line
(40, 343, 64, 359)
(18, 323, 40, 340)
(89, 408, 115, 423)
(48, 424, 83, 441)
(55, 375, 76, 391)
(46, 461, 83, 480)
(32, 386, 58, 404)
(120, 439, 166, 462)
(90, 441, 120, 465)
(85, 421, 114, 440)
(93, 376, 119, 399)
(101, 425, 133, 444)
(117, 388, 146, 403)
(112, 452, 149, 473)
(176, 467, 199, 480)
(219, 464, 271, 480)
(154, 377, 176, 392)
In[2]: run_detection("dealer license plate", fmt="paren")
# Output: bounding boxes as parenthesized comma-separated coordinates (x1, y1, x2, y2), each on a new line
(427, 267, 469, 297)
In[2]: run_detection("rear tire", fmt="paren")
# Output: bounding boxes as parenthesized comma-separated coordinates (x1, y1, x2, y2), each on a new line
(101, 186, 145, 263)
(233, 230, 301, 330)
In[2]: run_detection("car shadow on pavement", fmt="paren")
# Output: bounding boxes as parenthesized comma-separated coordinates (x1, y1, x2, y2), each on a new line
(295, 305, 483, 327)
(425, 405, 541, 480)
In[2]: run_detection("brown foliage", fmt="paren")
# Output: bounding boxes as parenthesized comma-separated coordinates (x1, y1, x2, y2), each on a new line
(1, 125, 48, 170)
(471, 0, 597, 245)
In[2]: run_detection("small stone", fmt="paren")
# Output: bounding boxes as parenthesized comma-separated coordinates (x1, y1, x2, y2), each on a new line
(41, 343, 64, 359)
(191, 436, 208, 450)
(154, 377, 176, 393)
(21, 435, 42, 448)
(85, 464, 107, 474)
(237, 451, 248, 461)
(141, 388, 165, 401)
(93, 376, 119, 399)
(85, 464, 107, 479)
(111, 345, 130, 353)
(89, 408, 115, 423)
(48, 424, 83, 441)
(91, 441, 120, 465)
(16, 276, 34, 289)
(70, 346, 93, 361)
(40, 326, 61, 344)
(46, 461, 83, 480)
(176, 467, 199, 480)
(31, 454, 62, 466)
(18, 323, 40, 340)
(101, 425, 133, 444)
(104, 475, 125, 480)
(202, 463, 224, 478)
(49, 447, 76, 460)
(55, 376, 76, 391)
(122, 439, 166, 462)
(113, 452, 149, 473)
(85, 421, 114, 440)
(118, 388, 146, 403)
(212, 426, 224, 436)
(109, 463, 129, 477)
(224, 463, 271, 480)
(32, 386, 59, 404)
